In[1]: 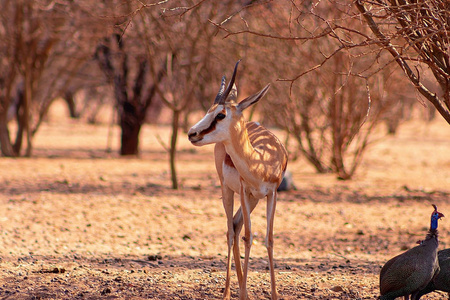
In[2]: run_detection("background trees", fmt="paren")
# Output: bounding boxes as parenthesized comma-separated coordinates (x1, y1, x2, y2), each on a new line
(193, 0, 446, 179)
(1, 0, 447, 182)
(0, 0, 106, 157)
(201, 1, 414, 179)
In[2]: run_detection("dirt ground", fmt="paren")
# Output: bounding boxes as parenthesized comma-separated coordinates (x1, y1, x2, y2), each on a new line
(1, 103, 450, 299)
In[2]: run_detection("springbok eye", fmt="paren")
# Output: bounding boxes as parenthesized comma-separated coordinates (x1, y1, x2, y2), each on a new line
(216, 113, 226, 120)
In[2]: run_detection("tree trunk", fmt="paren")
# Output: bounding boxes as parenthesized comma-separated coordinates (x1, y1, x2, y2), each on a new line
(170, 110, 180, 189)
(120, 126, 140, 155)
(13, 85, 24, 155)
(119, 103, 141, 156)
(0, 112, 15, 157)
(23, 71, 32, 157)
(64, 90, 78, 118)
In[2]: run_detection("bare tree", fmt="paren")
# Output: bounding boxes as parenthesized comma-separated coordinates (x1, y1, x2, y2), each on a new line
(0, 0, 54, 156)
(355, 0, 450, 124)
(95, 32, 166, 156)
(0, 1, 19, 156)
(0, 0, 105, 157)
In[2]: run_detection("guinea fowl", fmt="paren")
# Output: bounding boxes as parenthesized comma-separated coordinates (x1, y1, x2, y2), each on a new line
(380, 204, 444, 300)
(416, 248, 450, 299)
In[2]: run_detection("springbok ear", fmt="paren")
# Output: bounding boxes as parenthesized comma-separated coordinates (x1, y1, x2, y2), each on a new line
(225, 83, 237, 102)
(237, 84, 270, 111)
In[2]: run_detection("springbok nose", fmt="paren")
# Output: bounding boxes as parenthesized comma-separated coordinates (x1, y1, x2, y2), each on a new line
(188, 131, 198, 141)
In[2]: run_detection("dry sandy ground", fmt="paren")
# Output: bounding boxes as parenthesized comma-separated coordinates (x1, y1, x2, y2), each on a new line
(1, 105, 450, 299)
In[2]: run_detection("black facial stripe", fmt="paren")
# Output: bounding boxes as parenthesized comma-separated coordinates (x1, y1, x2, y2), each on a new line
(199, 118, 218, 137)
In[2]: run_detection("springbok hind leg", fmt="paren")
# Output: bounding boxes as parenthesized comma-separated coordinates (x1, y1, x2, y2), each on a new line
(239, 182, 255, 300)
(265, 190, 278, 300)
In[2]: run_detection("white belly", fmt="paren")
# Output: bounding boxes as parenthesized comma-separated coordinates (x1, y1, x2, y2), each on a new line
(222, 163, 271, 199)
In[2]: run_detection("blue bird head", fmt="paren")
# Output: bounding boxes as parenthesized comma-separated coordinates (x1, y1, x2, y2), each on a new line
(431, 204, 444, 230)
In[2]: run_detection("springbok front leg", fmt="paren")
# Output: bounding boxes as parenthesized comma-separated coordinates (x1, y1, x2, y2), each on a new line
(222, 185, 242, 300)
(216, 143, 244, 300)
(266, 190, 278, 300)
(223, 189, 260, 299)
(231, 196, 259, 300)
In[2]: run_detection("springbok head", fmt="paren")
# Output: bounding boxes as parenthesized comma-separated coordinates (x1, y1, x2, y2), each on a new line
(188, 60, 270, 146)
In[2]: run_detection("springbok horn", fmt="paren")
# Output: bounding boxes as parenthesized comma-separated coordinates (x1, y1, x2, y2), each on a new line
(214, 76, 227, 104)
(220, 60, 241, 104)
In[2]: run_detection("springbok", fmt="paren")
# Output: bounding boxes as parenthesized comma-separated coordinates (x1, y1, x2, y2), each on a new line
(188, 61, 288, 300)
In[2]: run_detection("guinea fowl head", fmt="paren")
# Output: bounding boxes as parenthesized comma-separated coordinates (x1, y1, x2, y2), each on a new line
(430, 204, 444, 231)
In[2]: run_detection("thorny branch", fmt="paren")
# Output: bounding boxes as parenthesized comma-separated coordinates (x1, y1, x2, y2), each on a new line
(205, 0, 450, 124)
(209, 19, 336, 41)
(355, 0, 450, 124)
